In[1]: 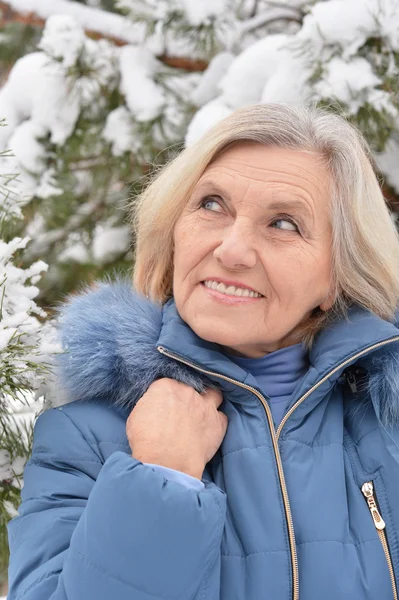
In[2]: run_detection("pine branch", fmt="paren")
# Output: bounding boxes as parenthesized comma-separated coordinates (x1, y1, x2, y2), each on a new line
(23, 196, 108, 261)
(250, 0, 260, 18)
(239, 4, 303, 34)
(0, 0, 208, 71)
(0, 0, 142, 43)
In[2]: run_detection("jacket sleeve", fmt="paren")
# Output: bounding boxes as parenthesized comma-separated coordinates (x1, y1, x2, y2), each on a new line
(7, 407, 227, 600)
(143, 463, 205, 491)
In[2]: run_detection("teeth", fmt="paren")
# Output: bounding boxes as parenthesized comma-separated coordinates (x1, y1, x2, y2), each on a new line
(204, 280, 262, 298)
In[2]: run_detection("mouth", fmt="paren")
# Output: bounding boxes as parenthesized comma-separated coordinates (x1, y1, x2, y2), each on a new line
(200, 280, 264, 303)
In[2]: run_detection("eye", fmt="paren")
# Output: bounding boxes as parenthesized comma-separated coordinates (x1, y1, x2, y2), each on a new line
(270, 217, 299, 233)
(200, 196, 223, 212)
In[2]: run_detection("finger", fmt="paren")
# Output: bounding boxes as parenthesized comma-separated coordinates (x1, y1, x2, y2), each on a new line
(202, 387, 224, 408)
(218, 411, 228, 433)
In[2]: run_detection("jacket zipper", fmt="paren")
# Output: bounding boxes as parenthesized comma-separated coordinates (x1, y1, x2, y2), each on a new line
(158, 334, 399, 600)
(362, 481, 398, 600)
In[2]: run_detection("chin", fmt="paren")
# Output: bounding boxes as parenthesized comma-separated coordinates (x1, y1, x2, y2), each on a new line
(188, 314, 248, 347)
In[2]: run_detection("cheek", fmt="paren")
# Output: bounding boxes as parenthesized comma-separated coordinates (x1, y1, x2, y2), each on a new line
(262, 245, 331, 298)
(173, 225, 199, 275)
(173, 219, 210, 294)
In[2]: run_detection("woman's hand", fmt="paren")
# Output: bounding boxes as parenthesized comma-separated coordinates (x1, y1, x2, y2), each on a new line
(126, 378, 228, 480)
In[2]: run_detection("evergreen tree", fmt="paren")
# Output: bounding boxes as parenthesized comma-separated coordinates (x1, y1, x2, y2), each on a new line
(0, 122, 60, 584)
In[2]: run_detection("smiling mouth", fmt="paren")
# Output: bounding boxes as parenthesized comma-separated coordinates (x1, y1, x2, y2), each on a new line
(201, 280, 264, 298)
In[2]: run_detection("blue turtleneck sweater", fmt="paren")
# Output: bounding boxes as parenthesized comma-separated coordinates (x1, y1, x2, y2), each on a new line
(225, 342, 309, 427)
(145, 342, 309, 490)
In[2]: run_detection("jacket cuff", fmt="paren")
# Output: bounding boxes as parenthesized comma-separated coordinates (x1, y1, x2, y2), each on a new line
(143, 463, 206, 491)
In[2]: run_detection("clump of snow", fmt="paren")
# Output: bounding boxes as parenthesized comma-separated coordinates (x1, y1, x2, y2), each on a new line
(58, 243, 90, 264)
(75, 38, 119, 109)
(190, 52, 234, 107)
(373, 0, 399, 49)
(7, 121, 47, 174)
(0, 16, 122, 199)
(185, 100, 232, 146)
(35, 169, 64, 199)
(219, 35, 289, 108)
(178, 0, 230, 25)
(4, 0, 146, 46)
(38, 14, 86, 68)
(92, 224, 131, 263)
(103, 106, 141, 155)
(0, 219, 62, 423)
(314, 56, 382, 112)
(297, 0, 377, 59)
(261, 53, 312, 105)
(0, 51, 80, 154)
(119, 46, 166, 121)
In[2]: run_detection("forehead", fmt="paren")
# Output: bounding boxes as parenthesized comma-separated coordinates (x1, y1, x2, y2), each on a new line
(199, 143, 329, 195)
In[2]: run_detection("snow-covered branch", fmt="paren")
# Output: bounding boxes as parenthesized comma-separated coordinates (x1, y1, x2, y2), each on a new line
(0, 0, 209, 71)
(239, 4, 303, 34)
(0, 0, 143, 45)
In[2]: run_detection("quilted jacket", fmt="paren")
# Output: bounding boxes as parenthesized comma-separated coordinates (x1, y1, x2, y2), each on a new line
(7, 278, 399, 600)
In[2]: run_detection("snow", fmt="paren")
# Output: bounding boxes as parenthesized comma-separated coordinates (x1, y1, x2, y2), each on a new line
(183, 0, 399, 158)
(374, 0, 399, 49)
(92, 225, 131, 264)
(0, 51, 81, 151)
(7, 121, 46, 174)
(218, 34, 289, 108)
(0, 328, 18, 352)
(0, 17, 122, 199)
(119, 46, 166, 121)
(190, 52, 234, 107)
(239, 4, 303, 35)
(185, 100, 232, 146)
(297, 0, 377, 59)
(77, 39, 119, 107)
(103, 106, 141, 155)
(0, 146, 61, 512)
(2, 0, 399, 208)
(38, 14, 86, 68)
(3, 0, 145, 45)
(376, 138, 399, 191)
(35, 169, 64, 199)
(58, 242, 90, 264)
(179, 0, 229, 25)
(314, 56, 382, 113)
(0, 450, 27, 482)
(260, 53, 312, 105)
(0, 53, 48, 150)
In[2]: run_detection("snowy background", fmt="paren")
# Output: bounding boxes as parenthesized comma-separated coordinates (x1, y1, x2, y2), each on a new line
(1, 0, 399, 595)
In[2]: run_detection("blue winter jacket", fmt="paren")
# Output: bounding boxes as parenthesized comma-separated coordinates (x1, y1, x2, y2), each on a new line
(7, 278, 399, 600)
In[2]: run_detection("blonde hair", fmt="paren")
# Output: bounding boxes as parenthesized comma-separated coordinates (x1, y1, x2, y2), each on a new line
(131, 103, 399, 348)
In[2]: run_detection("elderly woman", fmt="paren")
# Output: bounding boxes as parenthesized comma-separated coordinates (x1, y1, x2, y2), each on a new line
(7, 104, 399, 600)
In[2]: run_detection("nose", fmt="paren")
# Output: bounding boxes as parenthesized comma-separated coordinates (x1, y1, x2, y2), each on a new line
(213, 218, 257, 270)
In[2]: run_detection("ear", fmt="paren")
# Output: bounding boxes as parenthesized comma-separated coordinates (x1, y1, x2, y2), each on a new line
(319, 288, 336, 312)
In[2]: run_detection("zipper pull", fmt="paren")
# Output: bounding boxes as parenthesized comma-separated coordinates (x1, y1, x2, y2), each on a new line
(362, 482, 386, 530)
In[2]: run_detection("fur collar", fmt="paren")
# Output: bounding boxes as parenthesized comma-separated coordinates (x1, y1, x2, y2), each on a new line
(54, 277, 218, 411)
(54, 277, 399, 426)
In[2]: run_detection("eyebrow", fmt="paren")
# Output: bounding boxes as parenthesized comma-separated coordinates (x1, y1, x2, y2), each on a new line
(195, 180, 231, 201)
(194, 179, 314, 221)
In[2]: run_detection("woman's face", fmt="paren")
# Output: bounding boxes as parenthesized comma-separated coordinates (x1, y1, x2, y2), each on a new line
(172, 143, 334, 357)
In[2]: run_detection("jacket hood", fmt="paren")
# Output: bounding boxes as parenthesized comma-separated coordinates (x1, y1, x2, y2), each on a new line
(54, 276, 399, 426)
